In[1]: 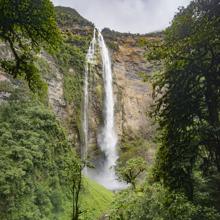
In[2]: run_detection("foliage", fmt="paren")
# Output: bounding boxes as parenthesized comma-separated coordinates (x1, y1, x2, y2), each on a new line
(80, 177, 114, 220)
(0, 80, 14, 93)
(54, 33, 90, 105)
(109, 183, 220, 220)
(56, 177, 113, 220)
(54, 31, 91, 143)
(137, 37, 150, 47)
(0, 0, 61, 92)
(1, 53, 48, 98)
(119, 136, 151, 165)
(105, 39, 119, 51)
(109, 189, 144, 220)
(55, 6, 92, 28)
(0, 81, 114, 219)
(138, 71, 151, 82)
(64, 157, 83, 220)
(193, 170, 220, 212)
(0, 96, 80, 220)
(110, 1, 220, 219)
(116, 157, 147, 189)
(147, 0, 220, 198)
(35, 56, 55, 79)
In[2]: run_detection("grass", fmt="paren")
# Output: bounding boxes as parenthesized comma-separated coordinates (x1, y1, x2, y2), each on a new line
(80, 177, 114, 220)
(60, 177, 114, 220)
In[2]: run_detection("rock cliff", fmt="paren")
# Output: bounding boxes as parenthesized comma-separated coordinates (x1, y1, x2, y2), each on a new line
(0, 6, 161, 163)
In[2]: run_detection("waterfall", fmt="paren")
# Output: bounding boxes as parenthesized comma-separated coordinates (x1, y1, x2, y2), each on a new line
(83, 29, 126, 190)
(82, 29, 96, 174)
(96, 31, 120, 188)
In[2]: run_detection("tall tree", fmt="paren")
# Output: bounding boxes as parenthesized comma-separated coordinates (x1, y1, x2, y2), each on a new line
(0, 0, 61, 92)
(148, 0, 220, 198)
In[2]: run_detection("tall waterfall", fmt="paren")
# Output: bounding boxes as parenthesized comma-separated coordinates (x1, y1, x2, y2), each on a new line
(82, 29, 96, 174)
(83, 29, 126, 190)
(96, 31, 120, 189)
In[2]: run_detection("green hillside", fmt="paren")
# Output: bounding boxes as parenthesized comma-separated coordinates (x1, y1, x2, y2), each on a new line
(61, 177, 114, 220)
(81, 177, 114, 220)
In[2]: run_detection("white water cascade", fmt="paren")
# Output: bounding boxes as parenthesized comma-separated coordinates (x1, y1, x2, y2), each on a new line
(82, 29, 96, 174)
(95, 31, 124, 190)
(83, 29, 126, 190)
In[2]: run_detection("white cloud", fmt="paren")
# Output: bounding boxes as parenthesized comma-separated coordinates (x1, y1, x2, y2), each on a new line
(52, 0, 191, 34)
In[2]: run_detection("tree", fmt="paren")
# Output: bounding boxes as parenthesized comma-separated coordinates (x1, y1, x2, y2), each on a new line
(0, 0, 61, 92)
(110, 183, 220, 220)
(147, 0, 220, 198)
(65, 158, 83, 220)
(116, 157, 147, 189)
(0, 95, 79, 219)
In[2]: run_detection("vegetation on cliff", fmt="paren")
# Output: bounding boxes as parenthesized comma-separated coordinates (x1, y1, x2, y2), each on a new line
(52, 6, 93, 145)
(0, 83, 80, 220)
(110, 0, 220, 219)
(55, 6, 93, 29)
(0, 0, 61, 95)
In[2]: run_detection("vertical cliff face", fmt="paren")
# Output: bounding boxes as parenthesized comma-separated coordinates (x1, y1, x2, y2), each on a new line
(0, 7, 160, 163)
(111, 35, 156, 139)
(102, 30, 161, 162)
(83, 30, 161, 162)
(44, 6, 94, 147)
(40, 8, 160, 162)
(41, 52, 67, 119)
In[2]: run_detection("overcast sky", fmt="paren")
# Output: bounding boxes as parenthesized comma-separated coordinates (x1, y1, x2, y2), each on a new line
(52, 0, 191, 34)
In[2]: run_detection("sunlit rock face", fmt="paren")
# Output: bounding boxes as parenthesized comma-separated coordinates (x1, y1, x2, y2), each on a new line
(112, 37, 155, 139)
(100, 30, 161, 141)
(102, 30, 161, 164)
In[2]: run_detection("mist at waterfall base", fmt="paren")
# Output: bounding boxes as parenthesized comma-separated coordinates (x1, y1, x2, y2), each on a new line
(82, 29, 127, 191)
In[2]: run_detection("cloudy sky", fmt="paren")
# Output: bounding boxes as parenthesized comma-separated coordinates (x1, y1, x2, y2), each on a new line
(52, 0, 191, 34)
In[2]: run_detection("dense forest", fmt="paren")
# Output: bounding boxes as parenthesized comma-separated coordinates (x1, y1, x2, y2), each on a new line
(0, 0, 220, 219)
